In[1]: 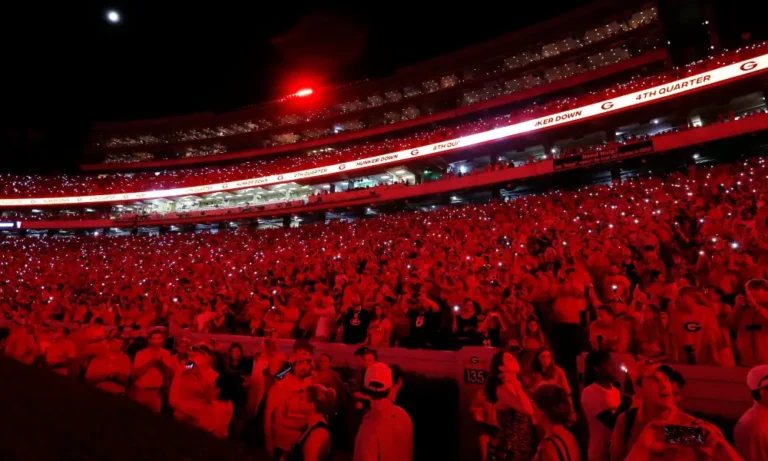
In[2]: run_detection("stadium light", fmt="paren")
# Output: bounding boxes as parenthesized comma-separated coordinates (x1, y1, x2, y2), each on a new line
(294, 88, 313, 97)
(105, 9, 121, 24)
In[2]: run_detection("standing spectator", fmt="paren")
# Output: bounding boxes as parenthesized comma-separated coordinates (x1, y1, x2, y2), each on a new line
(453, 299, 481, 346)
(315, 353, 343, 396)
(734, 365, 768, 461)
(403, 292, 440, 349)
(668, 286, 719, 365)
(522, 316, 547, 352)
(131, 328, 172, 412)
(285, 384, 336, 461)
(532, 384, 581, 461)
(619, 362, 741, 461)
(581, 350, 622, 461)
(4, 323, 37, 365)
(264, 339, 316, 458)
(484, 350, 535, 461)
(731, 279, 768, 366)
(526, 347, 571, 398)
(44, 327, 76, 376)
(342, 302, 371, 345)
(634, 304, 670, 361)
(352, 362, 414, 461)
(366, 304, 392, 349)
(551, 268, 588, 374)
(589, 305, 631, 353)
(222, 342, 253, 440)
(85, 330, 131, 395)
(169, 343, 220, 432)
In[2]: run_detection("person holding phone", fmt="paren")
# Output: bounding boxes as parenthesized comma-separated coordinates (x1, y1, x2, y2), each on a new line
(264, 340, 317, 458)
(611, 361, 741, 461)
(169, 342, 219, 432)
(130, 328, 172, 412)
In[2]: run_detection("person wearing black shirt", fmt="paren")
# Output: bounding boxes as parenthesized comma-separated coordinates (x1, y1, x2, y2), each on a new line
(342, 304, 370, 345)
(404, 294, 440, 349)
(222, 342, 253, 441)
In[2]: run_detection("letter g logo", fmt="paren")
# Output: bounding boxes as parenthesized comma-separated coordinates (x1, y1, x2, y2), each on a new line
(601, 102, 614, 110)
(740, 61, 758, 72)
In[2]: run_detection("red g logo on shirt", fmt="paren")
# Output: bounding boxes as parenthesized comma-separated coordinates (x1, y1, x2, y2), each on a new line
(683, 322, 702, 332)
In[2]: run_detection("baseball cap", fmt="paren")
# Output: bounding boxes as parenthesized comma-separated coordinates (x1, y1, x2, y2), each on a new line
(747, 365, 768, 391)
(364, 362, 393, 392)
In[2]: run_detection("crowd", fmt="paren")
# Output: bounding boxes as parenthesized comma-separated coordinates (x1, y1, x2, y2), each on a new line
(92, 7, 658, 151)
(4, 41, 766, 202)
(4, 152, 768, 459)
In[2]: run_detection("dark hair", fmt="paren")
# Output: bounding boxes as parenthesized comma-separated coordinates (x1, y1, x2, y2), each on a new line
(657, 365, 685, 389)
(584, 350, 612, 386)
(485, 350, 513, 404)
(531, 347, 556, 379)
(353, 346, 369, 358)
(363, 349, 379, 361)
(228, 343, 243, 361)
(533, 384, 573, 426)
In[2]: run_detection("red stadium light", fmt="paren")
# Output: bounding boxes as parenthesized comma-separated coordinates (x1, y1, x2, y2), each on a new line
(294, 88, 313, 97)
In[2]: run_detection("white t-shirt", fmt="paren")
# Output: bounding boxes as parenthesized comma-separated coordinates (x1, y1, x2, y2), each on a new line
(734, 402, 768, 461)
(581, 383, 621, 461)
(353, 400, 413, 461)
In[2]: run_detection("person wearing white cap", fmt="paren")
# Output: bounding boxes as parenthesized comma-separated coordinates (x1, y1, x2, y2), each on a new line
(734, 365, 768, 461)
(352, 362, 413, 461)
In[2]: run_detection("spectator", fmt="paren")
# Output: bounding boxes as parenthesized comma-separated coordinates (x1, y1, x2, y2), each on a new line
(454, 299, 481, 346)
(85, 330, 131, 395)
(522, 316, 548, 352)
(581, 350, 623, 461)
(130, 328, 172, 412)
(532, 384, 581, 461)
(264, 339, 316, 457)
(634, 304, 670, 361)
(589, 305, 630, 353)
(352, 362, 413, 461)
(731, 279, 768, 366)
(4, 324, 37, 365)
(342, 301, 371, 345)
(734, 365, 768, 461)
(526, 347, 571, 398)
(619, 362, 741, 461)
(484, 350, 534, 461)
(668, 286, 719, 365)
(551, 268, 588, 374)
(222, 342, 253, 440)
(169, 342, 220, 433)
(366, 304, 392, 349)
(44, 327, 76, 376)
(315, 353, 343, 396)
(285, 384, 336, 461)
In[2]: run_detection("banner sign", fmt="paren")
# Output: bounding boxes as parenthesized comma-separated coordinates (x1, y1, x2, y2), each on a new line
(2, 52, 767, 207)
(553, 140, 654, 170)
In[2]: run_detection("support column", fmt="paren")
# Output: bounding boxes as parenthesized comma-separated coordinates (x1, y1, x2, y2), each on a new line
(282, 215, 291, 229)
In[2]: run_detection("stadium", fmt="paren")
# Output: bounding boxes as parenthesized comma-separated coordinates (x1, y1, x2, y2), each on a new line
(2, 1, 768, 460)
